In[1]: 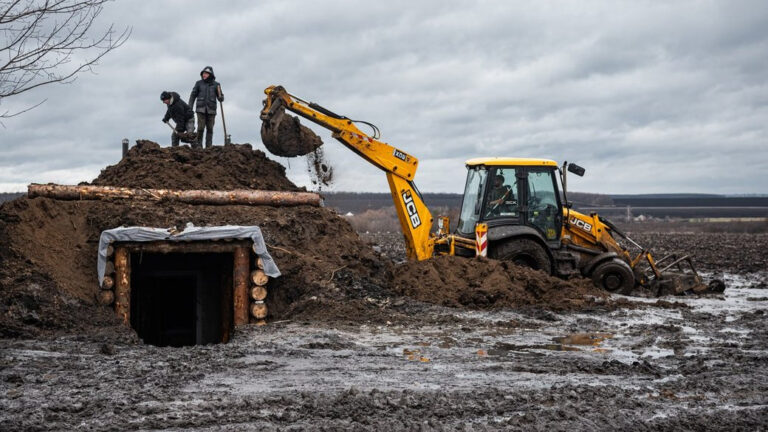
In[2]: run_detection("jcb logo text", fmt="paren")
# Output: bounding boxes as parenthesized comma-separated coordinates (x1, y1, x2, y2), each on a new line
(402, 190, 421, 228)
(569, 217, 592, 232)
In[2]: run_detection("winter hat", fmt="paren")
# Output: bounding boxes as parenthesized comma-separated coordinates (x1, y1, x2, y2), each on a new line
(200, 66, 215, 80)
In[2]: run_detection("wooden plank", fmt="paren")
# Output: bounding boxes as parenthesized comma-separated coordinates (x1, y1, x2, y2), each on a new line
(233, 246, 250, 326)
(114, 247, 131, 326)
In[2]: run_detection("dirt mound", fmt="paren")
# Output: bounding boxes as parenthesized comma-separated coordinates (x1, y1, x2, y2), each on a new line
(0, 195, 390, 337)
(0, 141, 390, 337)
(392, 255, 607, 311)
(91, 140, 299, 191)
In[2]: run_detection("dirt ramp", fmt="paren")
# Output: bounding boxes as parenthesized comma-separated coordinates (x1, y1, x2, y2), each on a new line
(92, 140, 299, 191)
(392, 255, 607, 311)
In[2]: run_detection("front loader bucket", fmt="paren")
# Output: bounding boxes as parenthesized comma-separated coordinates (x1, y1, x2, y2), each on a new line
(260, 109, 323, 157)
(646, 254, 725, 296)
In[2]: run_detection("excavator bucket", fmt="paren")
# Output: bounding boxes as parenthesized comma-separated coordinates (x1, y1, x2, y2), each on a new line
(260, 108, 324, 157)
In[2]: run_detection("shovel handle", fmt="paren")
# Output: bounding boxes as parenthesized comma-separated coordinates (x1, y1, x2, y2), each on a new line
(165, 121, 179, 135)
(217, 85, 229, 143)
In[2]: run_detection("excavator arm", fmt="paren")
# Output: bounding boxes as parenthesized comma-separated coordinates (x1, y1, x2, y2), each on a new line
(260, 85, 435, 260)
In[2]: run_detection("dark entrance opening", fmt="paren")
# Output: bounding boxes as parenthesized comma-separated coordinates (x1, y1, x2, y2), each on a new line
(130, 252, 233, 347)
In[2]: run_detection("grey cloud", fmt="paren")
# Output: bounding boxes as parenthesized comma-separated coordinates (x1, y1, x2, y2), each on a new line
(1, 0, 766, 194)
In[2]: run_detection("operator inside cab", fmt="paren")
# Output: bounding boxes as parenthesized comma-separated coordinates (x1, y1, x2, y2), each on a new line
(487, 174, 516, 216)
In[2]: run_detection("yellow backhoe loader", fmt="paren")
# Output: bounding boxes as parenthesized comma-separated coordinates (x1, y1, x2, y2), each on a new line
(260, 85, 724, 295)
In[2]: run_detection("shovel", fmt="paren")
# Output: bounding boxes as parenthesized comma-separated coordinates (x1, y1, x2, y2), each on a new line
(164, 121, 197, 144)
(217, 85, 231, 145)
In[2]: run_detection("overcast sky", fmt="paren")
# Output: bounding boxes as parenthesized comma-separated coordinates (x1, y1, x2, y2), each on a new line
(1, 0, 767, 195)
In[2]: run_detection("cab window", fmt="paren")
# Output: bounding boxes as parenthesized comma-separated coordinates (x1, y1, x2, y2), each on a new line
(457, 167, 488, 234)
(483, 167, 520, 220)
(526, 169, 560, 240)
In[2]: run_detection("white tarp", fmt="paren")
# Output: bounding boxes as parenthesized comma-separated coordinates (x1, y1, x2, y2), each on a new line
(97, 224, 280, 284)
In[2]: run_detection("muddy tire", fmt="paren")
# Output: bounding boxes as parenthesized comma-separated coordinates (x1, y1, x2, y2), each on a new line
(591, 259, 635, 294)
(491, 239, 552, 273)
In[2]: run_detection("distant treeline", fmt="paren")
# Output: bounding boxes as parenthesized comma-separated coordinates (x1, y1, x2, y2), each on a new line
(322, 191, 612, 214)
(612, 196, 768, 207)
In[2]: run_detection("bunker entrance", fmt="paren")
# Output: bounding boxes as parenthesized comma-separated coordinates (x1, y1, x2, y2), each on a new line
(130, 252, 233, 347)
(99, 232, 274, 343)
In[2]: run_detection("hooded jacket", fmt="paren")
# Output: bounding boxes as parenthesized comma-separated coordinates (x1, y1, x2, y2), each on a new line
(189, 66, 223, 114)
(162, 92, 194, 129)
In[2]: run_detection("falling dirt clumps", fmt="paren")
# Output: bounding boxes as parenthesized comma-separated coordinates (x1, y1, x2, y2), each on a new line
(306, 147, 334, 189)
(91, 140, 299, 191)
(392, 255, 608, 311)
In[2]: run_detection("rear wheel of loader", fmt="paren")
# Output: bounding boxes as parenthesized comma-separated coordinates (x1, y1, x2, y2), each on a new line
(591, 259, 635, 294)
(492, 239, 552, 273)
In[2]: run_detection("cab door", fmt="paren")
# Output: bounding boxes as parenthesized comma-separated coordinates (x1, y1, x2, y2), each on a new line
(522, 167, 563, 241)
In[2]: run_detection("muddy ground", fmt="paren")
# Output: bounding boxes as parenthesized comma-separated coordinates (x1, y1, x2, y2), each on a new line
(2, 231, 767, 430)
(1, 142, 767, 430)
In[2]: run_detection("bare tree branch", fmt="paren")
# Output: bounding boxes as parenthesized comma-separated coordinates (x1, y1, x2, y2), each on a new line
(0, 0, 131, 118)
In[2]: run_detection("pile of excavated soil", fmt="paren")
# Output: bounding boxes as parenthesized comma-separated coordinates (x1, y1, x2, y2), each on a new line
(392, 256, 607, 311)
(0, 142, 388, 338)
(0, 140, 626, 339)
(91, 140, 299, 191)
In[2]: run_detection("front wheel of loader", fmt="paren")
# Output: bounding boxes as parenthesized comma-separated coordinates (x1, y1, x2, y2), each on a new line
(591, 259, 635, 295)
(491, 239, 552, 273)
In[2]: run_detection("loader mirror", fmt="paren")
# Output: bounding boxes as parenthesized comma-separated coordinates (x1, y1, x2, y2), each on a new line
(567, 163, 585, 177)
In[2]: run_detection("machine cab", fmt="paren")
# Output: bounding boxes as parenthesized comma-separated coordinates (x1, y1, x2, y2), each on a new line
(456, 158, 563, 242)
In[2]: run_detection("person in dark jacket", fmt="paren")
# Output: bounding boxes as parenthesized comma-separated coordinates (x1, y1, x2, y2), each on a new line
(161, 91, 195, 147)
(188, 66, 224, 148)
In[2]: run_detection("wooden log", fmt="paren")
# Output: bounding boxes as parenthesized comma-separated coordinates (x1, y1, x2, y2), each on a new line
(250, 285, 268, 301)
(28, 184, 322, 207)
(106, 245, 114, 257)
(250, 269, 269, 286)
(233, 246, 250, 326)
(114, 247, 131, 325)
(104, 261, 115, 275)
(98, 290, 114, 306)
(101, 275, 114, 290)
(250, 301, 268, 319)
(255, 256, 265, 270)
